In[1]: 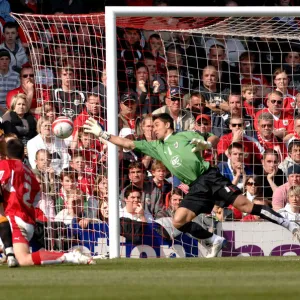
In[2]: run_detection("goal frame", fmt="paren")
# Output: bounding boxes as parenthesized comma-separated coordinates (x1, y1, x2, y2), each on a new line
(106, 5, 300, 259)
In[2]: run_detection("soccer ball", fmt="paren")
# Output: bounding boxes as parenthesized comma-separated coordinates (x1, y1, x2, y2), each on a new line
(52, 116, 74, 139)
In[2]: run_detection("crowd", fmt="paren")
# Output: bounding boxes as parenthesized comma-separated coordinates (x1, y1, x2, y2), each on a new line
(0, 0, 300, 255)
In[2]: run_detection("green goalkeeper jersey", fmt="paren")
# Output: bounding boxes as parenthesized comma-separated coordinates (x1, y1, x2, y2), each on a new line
(134, 131, 210, 185)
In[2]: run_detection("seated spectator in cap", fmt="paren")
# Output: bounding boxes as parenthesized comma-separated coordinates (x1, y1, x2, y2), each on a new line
(185, 92, 210, 119)
(218, 142, 253, 191)
(272, 164, 300, 211)
(278, 186, 300, 221)
(0, 49, 20, 113)
(254, 112, 287, 162)
(27, 117, 70, 174)
(279, 140, 300, 178)
(6, 65, 50, 115)
(118, 91, 138, 132)
(2, 93, 37, 145)
(194, 114, 219, 165)
(152, 87, 195, 132)
(0, 22, 28, 73)
(217, 116, 262, 167)
(120, 186, 154, 223)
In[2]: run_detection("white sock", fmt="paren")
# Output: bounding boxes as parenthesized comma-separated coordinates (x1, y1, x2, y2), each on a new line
(5, 247, 14, 256)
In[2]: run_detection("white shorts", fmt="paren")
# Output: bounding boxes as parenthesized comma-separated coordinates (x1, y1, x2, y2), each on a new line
(7, 216, 34, 245)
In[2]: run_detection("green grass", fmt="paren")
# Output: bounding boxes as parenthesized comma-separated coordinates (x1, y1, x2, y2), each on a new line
(1, 257, 300, 300)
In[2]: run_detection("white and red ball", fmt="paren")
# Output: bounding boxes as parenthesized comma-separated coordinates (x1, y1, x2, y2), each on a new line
(52, 116, 74, 139)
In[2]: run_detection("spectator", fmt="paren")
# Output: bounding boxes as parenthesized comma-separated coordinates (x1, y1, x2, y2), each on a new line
(2, 93, 37, 145)
(207, 44, 240, 92)
(255, 112, 287, 162)
(239, 52, 271, 98)
(257, 149, 285, 201)
(217, 116, 262, 166)
(56, 170, 77, 213)
(92, 67, 107, 109)
(6, 65, 50, 114)
(165, 188, 183, 217)
(0, 49, 20, 113)
(272, 165, 300, 211)
(200, 65, 230, 115)
(31, 149, 56, 196)
(118, 91, 138, 132)
(203, 33, 246, 68)
(0, 0, 14, 22)
(194, 114, 219, 165)
(51, 63, 85, 120)
(242, 84, 258, 119)
(244, 175, 263, 202)
(120, 185, 154, 223)
(27, 43, 54, 87)
(254, 91, 294, 140)
(120, 161, 165, 219)
(284, 115, 300, 145)
(149, 160, 172, 205)
(40, 102, 56, 122)
(282, 49, 300, 91)
(272, 68, 297, 116)
(218, 142, 253, 190)
(185, 92, 210, 119)
(152, 87, 195, 132)
(279, 140, 300, 177)
(278, 186, 300, 221)
(0, 22, 28, 72)
(73, 93, 105, 137)
(27, 116, 70, 173)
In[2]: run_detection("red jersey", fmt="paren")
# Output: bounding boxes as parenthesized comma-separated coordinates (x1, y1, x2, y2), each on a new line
(0, 160, 40, 225)
(254, 108, 294, 134)
(240, 74, 269, 87)
(278, 88, 297, 116)
(217, 133, 262, 165)
(243, 100, 256, 119)
(6, 86, 50, 109)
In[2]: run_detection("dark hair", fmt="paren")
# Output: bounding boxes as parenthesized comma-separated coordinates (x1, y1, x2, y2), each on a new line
(124, 185, 142, 199)
(262, 148, 279, 160)
(153, 113, 174, 130)
(143, 51, 156, 61)
(167, 66, 179, 73)
(6, 139, 24, 160)
(239, 52, 255, 63)
(170, 187, 183, 198)
(3, 22, 18, 33)
(228, 142, 243, 154)
(209, 44, 225, 52)
(128, 161, 144, 171)
(60, 169, 78, 181)
(288, 140, 300, 153)
(149, 33, 161, 40)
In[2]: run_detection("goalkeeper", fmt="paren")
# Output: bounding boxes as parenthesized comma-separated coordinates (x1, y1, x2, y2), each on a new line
(84, 113, 300, 257)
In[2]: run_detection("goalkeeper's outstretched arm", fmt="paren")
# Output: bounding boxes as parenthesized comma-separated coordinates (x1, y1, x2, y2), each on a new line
(83, 118, 136, 150)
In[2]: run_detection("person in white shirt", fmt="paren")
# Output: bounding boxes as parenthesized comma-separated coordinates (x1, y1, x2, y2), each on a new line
(120, 185, 153, 223)
(278, 186, 300, 222)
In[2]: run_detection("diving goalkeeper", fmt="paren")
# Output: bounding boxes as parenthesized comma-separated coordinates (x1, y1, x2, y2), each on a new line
(84, 113, 300, 257)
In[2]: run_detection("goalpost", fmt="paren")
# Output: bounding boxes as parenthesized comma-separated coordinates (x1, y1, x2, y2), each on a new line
(10, 6, 300, 259)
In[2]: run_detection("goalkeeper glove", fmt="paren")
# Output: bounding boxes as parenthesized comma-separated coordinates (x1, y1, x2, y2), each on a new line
(83, 118, 111, 141)
(190, 138, 212, 153)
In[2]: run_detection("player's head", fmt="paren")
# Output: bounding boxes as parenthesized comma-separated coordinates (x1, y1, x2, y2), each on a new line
(6, 139, 24, 160)
(152, 113, 174, 140)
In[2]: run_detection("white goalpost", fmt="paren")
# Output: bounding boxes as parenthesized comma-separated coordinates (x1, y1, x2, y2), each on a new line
(105, 6, 300, 258)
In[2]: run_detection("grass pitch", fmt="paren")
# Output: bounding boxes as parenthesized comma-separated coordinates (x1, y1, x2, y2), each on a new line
(1, 257, 299, 300)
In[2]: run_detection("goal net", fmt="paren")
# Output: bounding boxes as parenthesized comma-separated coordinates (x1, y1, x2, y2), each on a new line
(10, 11, 300, 258)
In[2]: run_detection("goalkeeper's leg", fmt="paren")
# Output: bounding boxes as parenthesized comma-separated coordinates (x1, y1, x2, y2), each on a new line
(232, 195, 300, 238)
(172, 207, 226, 258)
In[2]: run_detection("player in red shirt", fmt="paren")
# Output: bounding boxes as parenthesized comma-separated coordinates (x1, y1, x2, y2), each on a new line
(0, 139, 96, 266)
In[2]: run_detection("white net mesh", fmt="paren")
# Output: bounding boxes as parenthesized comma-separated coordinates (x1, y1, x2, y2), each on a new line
(10, 13, 300, 258)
